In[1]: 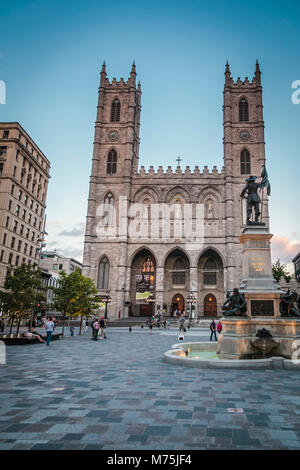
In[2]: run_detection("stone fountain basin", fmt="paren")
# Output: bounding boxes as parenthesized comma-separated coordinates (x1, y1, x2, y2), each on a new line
(163, 342, 300, 370)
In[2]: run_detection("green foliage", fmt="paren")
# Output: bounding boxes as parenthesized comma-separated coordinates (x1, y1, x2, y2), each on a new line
(272, 259, 292, 283)
(0, 263, 43, 317)
(51, 269, 98, 335)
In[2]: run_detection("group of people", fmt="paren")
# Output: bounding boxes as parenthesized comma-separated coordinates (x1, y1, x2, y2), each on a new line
(209, 319, 222, 341)
(147, 311, 170, 333)
(90, 317, 107, 340)
(21, 316, 55, 345)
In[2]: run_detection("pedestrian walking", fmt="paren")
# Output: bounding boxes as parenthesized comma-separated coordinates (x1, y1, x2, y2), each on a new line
(210, 319, 217, 341)
(93, 319, 100, 340)
(0, 318, 4, 332)
(148, 318, 153, 333)
(179, 314, 185, 333)
(217, 320, 222, 335)
(99, 317, 107, 339)
(45, 316, 55, 346)
(70, 326, 75, 336)
(118, 309, 121, 319)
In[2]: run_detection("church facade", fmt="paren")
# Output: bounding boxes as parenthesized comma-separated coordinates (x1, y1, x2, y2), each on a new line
(82, 61, 269, 318)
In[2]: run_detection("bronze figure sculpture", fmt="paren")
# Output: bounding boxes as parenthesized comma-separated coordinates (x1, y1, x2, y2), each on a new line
(280, 290, 300, 317)
(222, 288, 248, 317)
(240, 165, 271, 225)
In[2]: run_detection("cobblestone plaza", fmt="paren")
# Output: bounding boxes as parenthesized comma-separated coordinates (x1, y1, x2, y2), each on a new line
(1, 328, 300, 450)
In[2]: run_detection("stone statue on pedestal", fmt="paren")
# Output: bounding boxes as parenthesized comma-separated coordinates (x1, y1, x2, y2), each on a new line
(240, 166, 271, 225)
(240, 175, 262, 224)
(280, 290, 300, 317)
(222, 288, 248, 317)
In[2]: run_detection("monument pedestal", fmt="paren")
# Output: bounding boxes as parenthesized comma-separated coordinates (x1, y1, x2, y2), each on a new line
(219, 225, 300, 359)
(239, 225, 282, 317)
(218, 317, 300, 359)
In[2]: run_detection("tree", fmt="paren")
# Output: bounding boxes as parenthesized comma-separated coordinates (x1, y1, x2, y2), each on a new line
(272, 259, 292, 283)
(51, 269, 98, 337)
(0, 263, 43, 336)
(68, 272, 98, 335)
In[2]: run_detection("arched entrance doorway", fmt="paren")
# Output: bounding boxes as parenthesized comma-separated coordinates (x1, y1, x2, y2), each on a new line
(130, 249, 156, 316)
(171, 293, 185, 316)
(204, 293, 217, 317)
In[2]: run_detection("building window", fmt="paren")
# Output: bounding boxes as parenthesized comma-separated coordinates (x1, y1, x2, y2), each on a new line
(24, 243, 28, 254)
(8, 253, 13, 265)
(25, 228, 29, 239)
(110, 99, 121, 122)
(20, 224, 24, 235)
(17, 240, 22, 252)
(97, 256, 109, 289)
(107, 150, 117, 175)
(13, 166, 17, 177)
(5, 216, 9, 228)
(10, 237, 15, 249)
(3, 130, 9, 139)
(240, 148, 251, 175)
(0, 163, 3, 175)
(11, 184, 14, 195)
(13, 221, 18, 232)
(31, 231, 35, 241)
(172, 258, 186, 286)
(0, 146, 7, 156)
(0, 250, 4, 262)
(103, 192, 114, 226)
(8, 200, 12, 211)
(239, 97, 249, 122)
(18, 190, 22, 200)
(203, 255, 217, 286)
(15, 255, 19, 266)
(24, 195, 28, 205)
(29, 246, 33, 256)
(16, 205, 20, 216)
(3, 233, 7, 245)
(53, 264, 58, 270)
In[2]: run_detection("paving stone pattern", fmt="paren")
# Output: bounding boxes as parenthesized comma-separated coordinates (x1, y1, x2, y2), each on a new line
(0, 327, 300, 450)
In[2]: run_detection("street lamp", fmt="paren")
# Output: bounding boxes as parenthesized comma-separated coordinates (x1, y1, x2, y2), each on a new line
(147, 292, 156, 315)
(102, 292, 111, 320)
(186, 293, 197, 322)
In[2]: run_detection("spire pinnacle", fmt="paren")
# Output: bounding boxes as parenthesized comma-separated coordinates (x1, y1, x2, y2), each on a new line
(255, 60, 260, 73)
(131, 61, 136, 74)
(225, 60, 230, 74)
(101, 61, 106, 74)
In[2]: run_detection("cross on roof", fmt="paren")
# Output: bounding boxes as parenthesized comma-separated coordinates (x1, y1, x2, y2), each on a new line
(176, 156, 182, 166)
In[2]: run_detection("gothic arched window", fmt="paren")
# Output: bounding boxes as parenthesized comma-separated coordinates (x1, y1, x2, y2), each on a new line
(107, 150, 117, 175)
(239, 98, 249, 122)
(240, 148, 251, 175)
(172, 257, 186, 285)
(203, 255, 217, 286)
(110, 99, 121, 122)
(98, 256, 109, 289)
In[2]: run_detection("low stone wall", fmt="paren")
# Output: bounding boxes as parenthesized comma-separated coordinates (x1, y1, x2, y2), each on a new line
(164, 341, 300, 370)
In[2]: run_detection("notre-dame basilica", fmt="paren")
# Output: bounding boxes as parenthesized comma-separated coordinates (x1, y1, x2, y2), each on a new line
(82, 61, 269, 318)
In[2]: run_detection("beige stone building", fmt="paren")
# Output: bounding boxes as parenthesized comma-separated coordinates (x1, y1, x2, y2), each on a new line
(0, 122, 50, 287)
(83, 62, 269, 319)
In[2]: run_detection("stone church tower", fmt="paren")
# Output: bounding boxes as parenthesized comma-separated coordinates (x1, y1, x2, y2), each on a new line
(83, 61, 268, 319)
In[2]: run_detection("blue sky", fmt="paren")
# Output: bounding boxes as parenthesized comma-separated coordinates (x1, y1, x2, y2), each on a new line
(0, 0, 299, 270)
